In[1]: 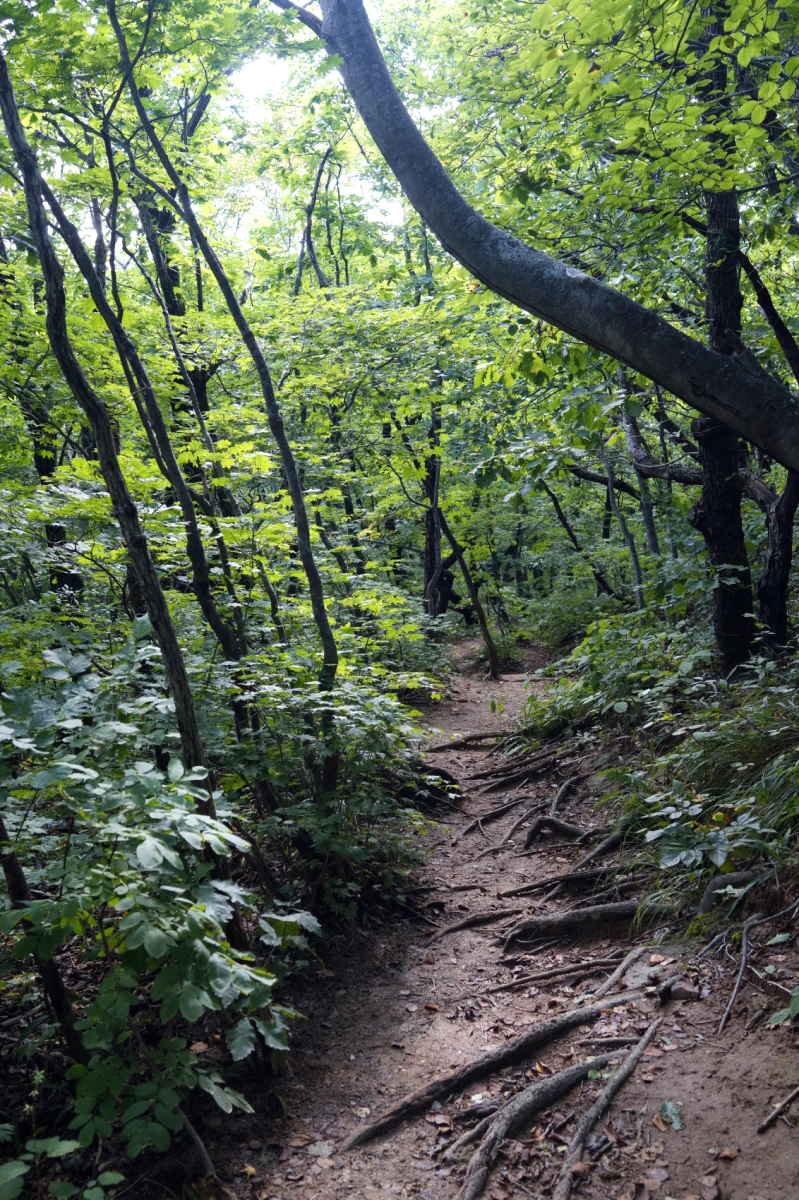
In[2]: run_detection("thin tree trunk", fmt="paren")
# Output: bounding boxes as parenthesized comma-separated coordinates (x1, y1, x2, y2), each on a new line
(43, 182, 243, 664)
(600, 446, 644, 610)
(0, 47, 213, 806)
(438, 509, 499, 680)
(109, 2, 338, 687)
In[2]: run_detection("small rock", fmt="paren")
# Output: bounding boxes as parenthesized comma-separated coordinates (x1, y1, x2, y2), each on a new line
(671, 981, 700, 1001)
(422, 950, 435, 964)
(306, 1141, 334, 1158)
(247, 1139, 262, 1151)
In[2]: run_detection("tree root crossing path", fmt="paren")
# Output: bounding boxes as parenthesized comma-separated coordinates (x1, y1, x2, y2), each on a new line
(254, 647, 799, 1200)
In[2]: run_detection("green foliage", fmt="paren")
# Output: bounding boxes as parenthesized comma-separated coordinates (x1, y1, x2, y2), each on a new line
(4, 0, 799, 1180)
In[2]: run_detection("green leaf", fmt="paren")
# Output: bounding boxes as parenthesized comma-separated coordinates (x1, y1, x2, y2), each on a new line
(227, 1017, 256, 1062)
(47, 1183, 80, 1198)
(0, 1161, 30, 1200)
(766, 934, 791, 945)
(131, 615, 152, 640)
(167, 757, 184, 783)
(143, 928, 170, 960)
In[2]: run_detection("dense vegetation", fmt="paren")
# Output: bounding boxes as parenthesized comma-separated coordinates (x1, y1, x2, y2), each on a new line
(3, 0, 799, 1192)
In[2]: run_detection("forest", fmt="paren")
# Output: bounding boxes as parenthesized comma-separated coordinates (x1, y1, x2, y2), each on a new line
(2, 0, 799, 1196)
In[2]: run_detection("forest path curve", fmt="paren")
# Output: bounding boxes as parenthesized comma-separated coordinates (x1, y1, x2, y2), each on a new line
(245, 642, 799, 1200)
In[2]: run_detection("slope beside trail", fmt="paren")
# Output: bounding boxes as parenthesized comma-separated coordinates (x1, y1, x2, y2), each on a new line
(238, 643, 799, 1200)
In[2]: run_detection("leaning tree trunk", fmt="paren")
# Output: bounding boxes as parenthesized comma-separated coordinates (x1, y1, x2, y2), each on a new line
(278, 0, 799, 475)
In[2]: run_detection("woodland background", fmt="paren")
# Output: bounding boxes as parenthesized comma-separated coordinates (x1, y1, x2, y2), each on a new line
(2, 0, 799, 1194)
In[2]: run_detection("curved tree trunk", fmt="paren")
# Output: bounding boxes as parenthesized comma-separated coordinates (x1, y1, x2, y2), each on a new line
(274, 0, 799, 474)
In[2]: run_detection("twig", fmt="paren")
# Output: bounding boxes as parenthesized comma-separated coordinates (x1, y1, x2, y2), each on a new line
(697, 930, 728, 959)
(429, 907, 526, 941)
(758, 1084, 799, 1133)
(451, 1056, 615, 1200)
(719, 901, 799, 1034)
(552, 1018, 662, 1200)
(338, 991, 644, 1151)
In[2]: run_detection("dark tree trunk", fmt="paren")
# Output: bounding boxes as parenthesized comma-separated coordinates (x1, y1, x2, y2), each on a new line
(757, 472, 799, 647)
(0, 813, 87, 1063)
(688, 184, 753, 671)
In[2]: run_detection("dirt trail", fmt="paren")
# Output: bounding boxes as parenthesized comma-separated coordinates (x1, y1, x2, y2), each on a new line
(244, 645, 799, 1200)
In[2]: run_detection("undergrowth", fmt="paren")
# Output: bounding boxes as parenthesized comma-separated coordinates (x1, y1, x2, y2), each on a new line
(519, 607, 799, 913)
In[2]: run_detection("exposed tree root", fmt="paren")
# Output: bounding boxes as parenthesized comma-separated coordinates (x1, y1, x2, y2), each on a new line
(463, 796, 543, 836)
(589, 944, 652, 1000)
(426, 732, 504, 753)
(569, 821, 634, 873)
(523, 816, 589, 850)
(451, 1055, 615, 1200)
(552, 1018, 661, 1200)
(503, 901, 651, 952)
(479, 758, 556, 793)
(718, 899, 799, 1033)
(486, 953, 624, 995)
(498, 866, 611, 899)
(429, 907, 526, 941)
(470, 750, 554, 781)
(549, 773, 588, 815)
(697, 869, 762, 915)
(338, 991, 644, 1151)
(476, 808, 531, 858)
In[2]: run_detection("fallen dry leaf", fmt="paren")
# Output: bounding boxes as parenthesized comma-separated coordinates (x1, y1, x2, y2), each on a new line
(652, 1114, 669, 1132)
(649, 954, 665, 965)
(288, 1133, 314, 1148)
(425, 1003, 439, 1012)
(716, 1147, 737, 1160)
(190, 1041, 209, 1052)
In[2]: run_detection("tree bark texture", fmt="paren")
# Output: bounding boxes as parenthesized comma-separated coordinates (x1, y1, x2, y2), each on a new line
(689, 189, 754, 671)
(271, 0, 799, 475)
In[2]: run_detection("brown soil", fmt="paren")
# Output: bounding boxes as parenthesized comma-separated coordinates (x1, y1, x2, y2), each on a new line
(210, 642, 799, 1200)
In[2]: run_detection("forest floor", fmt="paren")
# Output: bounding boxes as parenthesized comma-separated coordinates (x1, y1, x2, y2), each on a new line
(205, 641, 799, 1200)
